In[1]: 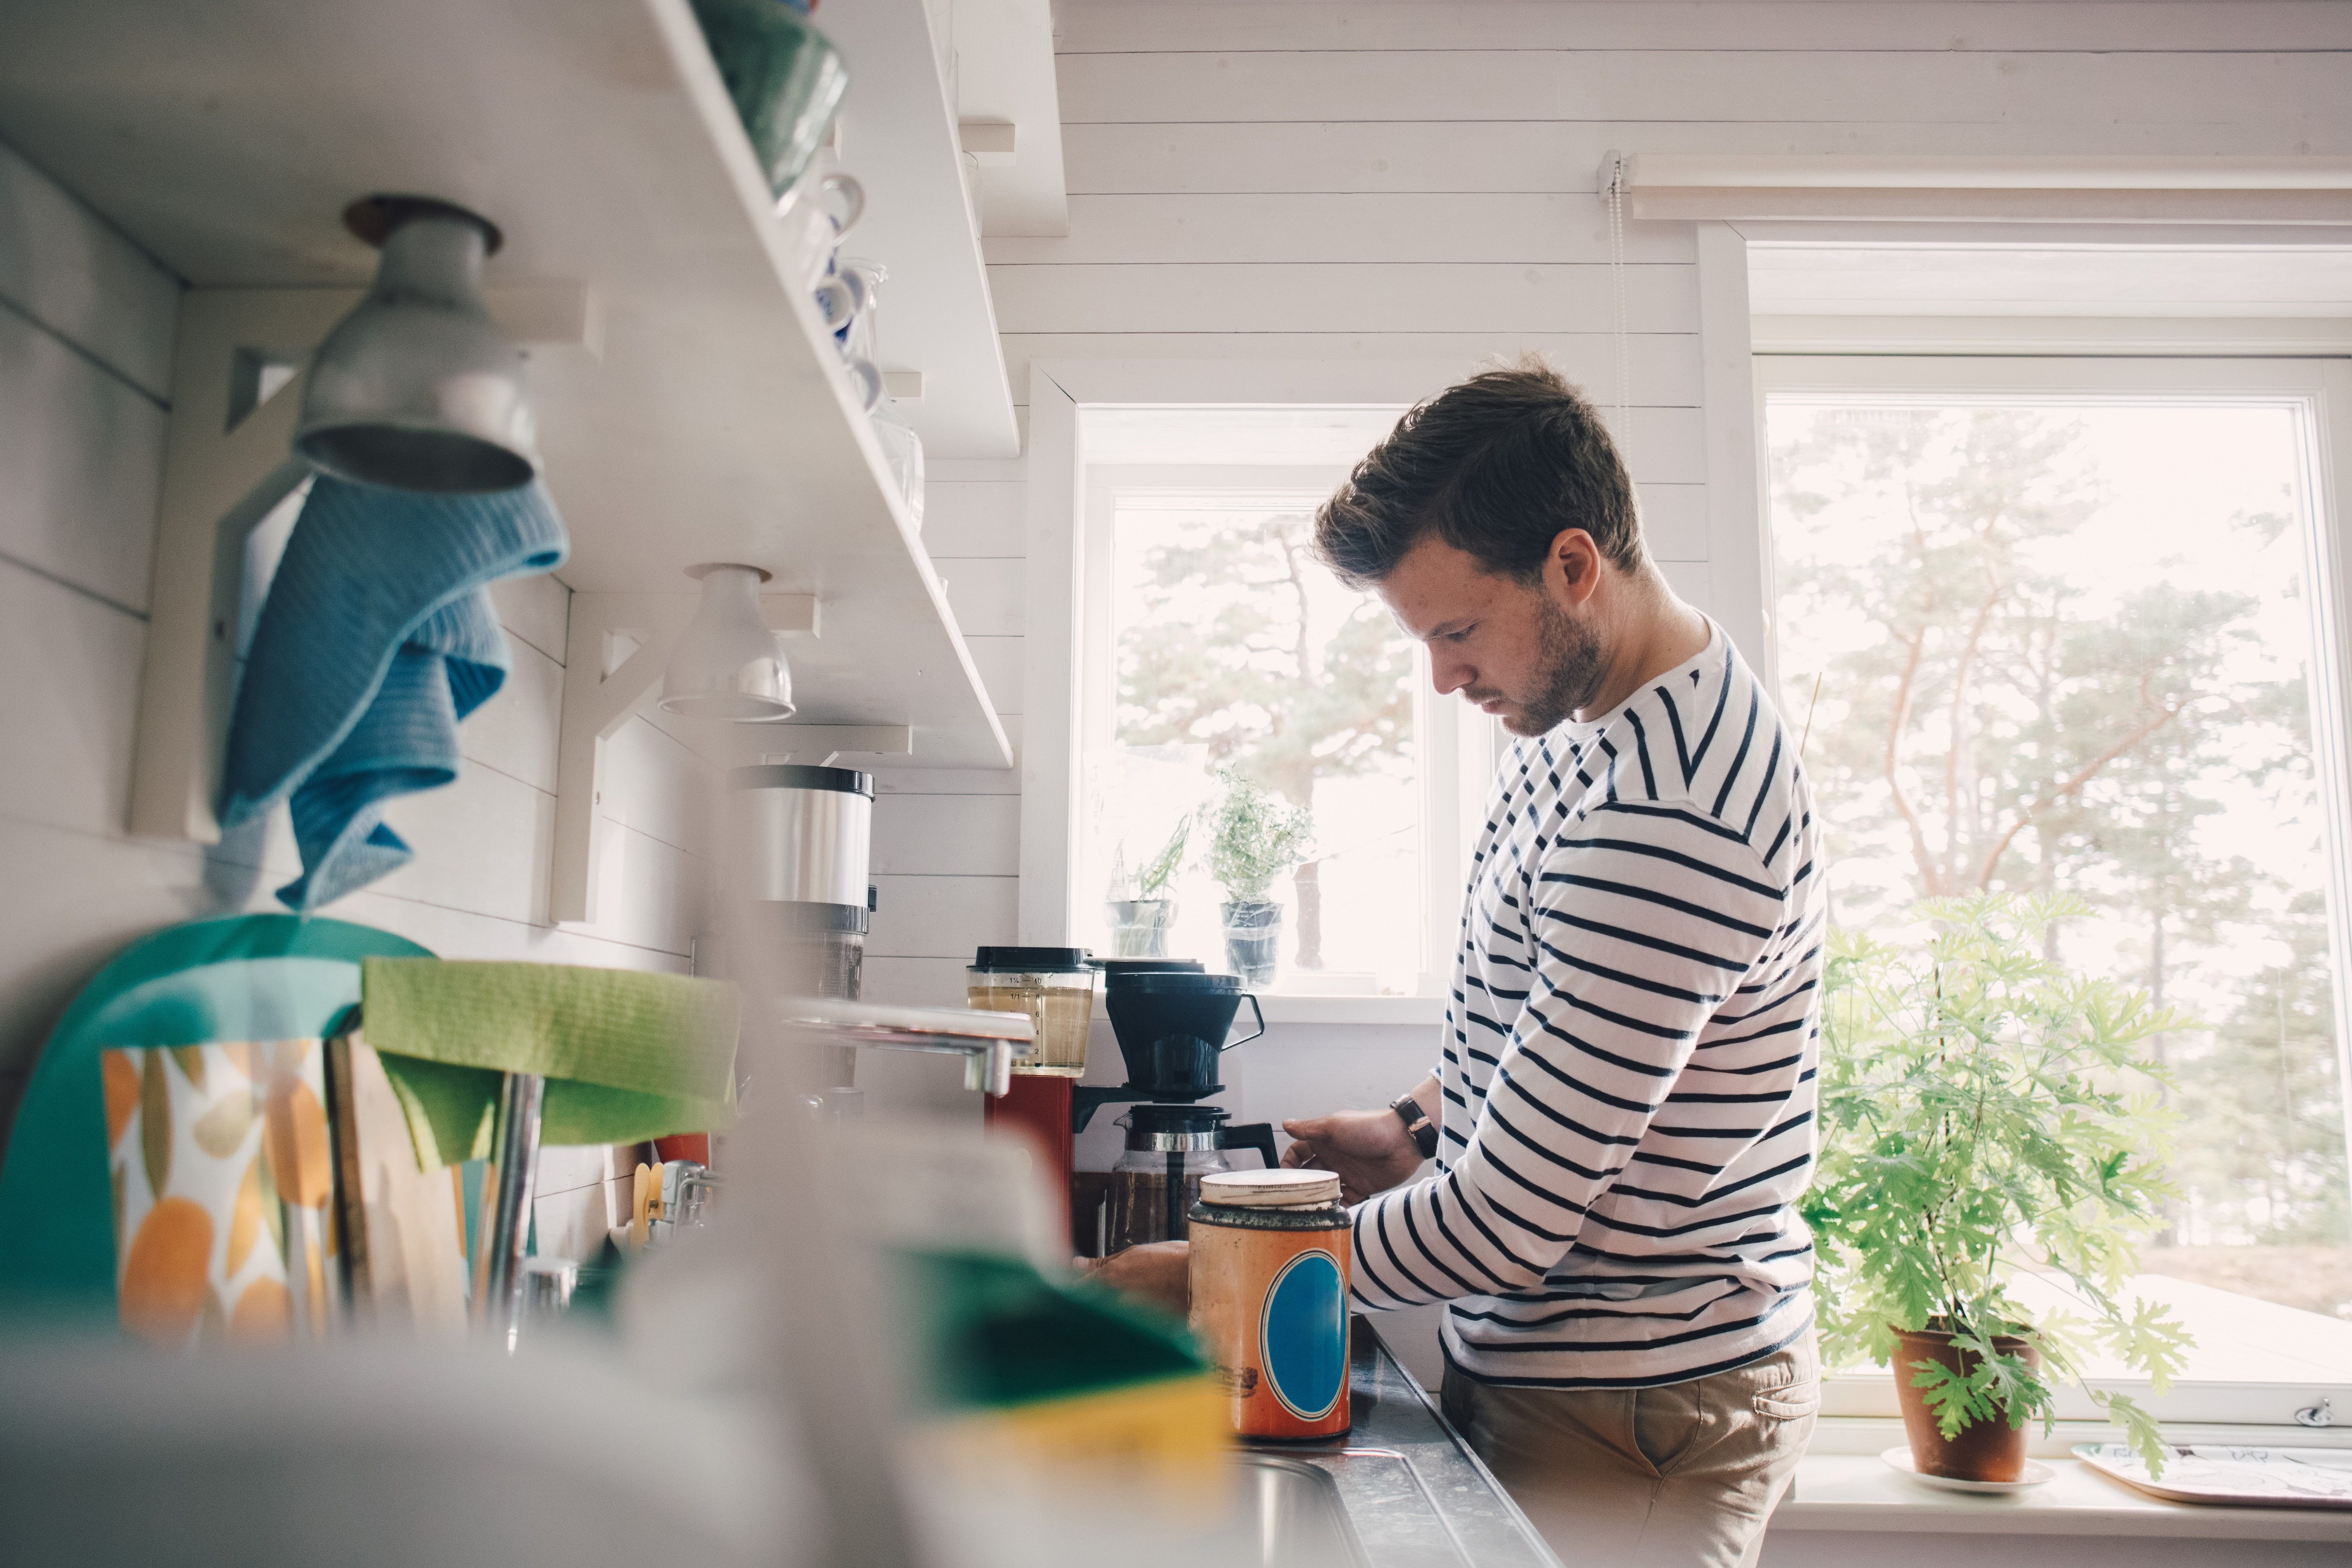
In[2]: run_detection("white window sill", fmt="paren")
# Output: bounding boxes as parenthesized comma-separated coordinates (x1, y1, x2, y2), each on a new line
(1252, 994, 1446, 1026)
(1091, 994, 1445, 1027)
(1779, 1424, 2352, 1543)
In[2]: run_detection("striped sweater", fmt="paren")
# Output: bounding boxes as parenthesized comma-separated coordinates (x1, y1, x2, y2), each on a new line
(1351, 626, 1826, 1389)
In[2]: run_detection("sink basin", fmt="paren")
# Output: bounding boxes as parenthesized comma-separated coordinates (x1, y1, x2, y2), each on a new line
(1235, 1455, 1372, 1568)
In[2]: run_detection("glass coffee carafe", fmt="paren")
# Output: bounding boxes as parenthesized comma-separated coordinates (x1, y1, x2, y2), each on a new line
(1105, 1105, 1279, 1252)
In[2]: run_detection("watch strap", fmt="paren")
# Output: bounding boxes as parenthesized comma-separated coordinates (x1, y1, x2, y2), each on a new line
(1391, 1092, 1439, 1161)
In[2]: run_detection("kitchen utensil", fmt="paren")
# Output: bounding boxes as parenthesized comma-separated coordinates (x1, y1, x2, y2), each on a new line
(727, 765, 873, 908)
(833, 255, 884, 351)
(843, 354, 885, 413)
(521, 1256, 578, 1320)
(1188, 1169, 1352, 1440)
(0, 914, 434, 1320)
(967, 948, 1098, 1079)
(778, 169, 864, 288)
(829, 256, 925, 526)
(688, 0, 848, 201)
(1104, 1103, 1280, 1251)
(296, 197, 538, 493)
(328, 1031, 468, 1335)
(104, 1040, 342, 1348)
(2073, 1443, 2352, 1508)
(472, 1070, 545, 1352)
(869, 396, 925, 529)
(812, 275, 860, 335)
(1104, 970, 1266, 1100)
(719, 764, 873, 1089)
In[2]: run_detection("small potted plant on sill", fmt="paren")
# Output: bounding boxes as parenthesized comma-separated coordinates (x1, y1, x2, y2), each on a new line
(1207, 774, 1312, 986)
(1804, 893, 2193, 1481)
(1106, 814, 1191, 958)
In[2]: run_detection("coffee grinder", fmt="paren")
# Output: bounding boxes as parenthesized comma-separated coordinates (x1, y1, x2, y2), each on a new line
(1082, 967, 1277, 1252)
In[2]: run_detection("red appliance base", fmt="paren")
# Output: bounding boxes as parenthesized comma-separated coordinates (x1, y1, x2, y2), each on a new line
(984, 1074, 1075, 1249)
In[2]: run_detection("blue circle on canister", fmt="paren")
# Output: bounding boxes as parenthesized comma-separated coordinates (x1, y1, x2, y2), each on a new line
(1259, 1249, 1345, 1419)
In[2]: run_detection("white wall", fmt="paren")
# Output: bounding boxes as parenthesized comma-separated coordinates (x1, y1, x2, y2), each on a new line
(0, 140, 711, 1253)
(859, 2, 2352, 1138)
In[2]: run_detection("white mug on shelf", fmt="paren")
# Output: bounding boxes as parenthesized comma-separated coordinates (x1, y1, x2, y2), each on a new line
(812, 276, 860, 337)
(777, 170, 865, 293)
(842, 355, 884, 414)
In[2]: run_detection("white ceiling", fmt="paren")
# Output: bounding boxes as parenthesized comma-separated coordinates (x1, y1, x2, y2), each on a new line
(1748, 244, 2352, 318)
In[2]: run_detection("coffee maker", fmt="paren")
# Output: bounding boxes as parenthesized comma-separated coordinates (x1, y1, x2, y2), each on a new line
(1081, 967, 1277, 1251)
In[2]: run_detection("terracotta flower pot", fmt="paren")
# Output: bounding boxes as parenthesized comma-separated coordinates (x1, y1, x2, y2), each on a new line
(1891, 1320, 2041, 1482)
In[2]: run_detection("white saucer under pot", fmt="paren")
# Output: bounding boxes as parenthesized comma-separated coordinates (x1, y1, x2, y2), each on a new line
(1882, 1445, 2056, 1495)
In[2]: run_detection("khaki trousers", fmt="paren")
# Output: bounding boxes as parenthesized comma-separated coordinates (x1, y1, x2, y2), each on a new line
(1440, 1336, 1818, 1568)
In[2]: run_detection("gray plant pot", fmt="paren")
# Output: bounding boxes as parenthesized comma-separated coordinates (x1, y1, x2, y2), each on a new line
(1107, 898, 1178, 958)
(1220, 899, 1284, 986)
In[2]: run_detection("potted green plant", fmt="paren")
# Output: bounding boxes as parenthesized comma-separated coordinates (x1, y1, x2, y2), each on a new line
(1106, 814, 1190, 958)
(1206, 775, 1312, 986)
(1805, 894, 2192, 1481)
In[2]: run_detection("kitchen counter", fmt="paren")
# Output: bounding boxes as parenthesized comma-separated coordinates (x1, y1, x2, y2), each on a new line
(1250, 1318, 1565, 1568)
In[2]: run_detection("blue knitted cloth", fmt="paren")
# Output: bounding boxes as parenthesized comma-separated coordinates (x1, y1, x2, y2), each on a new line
(219, 476, 568, 912)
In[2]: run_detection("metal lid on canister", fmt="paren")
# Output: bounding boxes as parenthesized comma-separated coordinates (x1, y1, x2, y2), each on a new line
(1200, 1169, 1342, 1208)
(727, 764, 876, 797)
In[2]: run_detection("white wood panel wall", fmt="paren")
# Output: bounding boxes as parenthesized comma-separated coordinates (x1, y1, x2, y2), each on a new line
(866, 1, 2352, 1142)
(0, 140, 714, 1226)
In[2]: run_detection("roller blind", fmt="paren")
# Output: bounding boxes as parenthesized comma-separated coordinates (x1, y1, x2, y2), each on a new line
(1623, 154, 2352, 224)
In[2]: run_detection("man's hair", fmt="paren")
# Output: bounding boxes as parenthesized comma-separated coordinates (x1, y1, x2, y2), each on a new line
(1313, 359, 1643, 589)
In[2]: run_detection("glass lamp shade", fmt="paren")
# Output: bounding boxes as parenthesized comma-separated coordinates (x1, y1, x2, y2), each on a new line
(660, 563, 795, 721)
(293, 197, 540, 494)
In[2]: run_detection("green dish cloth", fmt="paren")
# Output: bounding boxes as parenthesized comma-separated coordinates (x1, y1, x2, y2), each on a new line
(361, 958, 740, 1167)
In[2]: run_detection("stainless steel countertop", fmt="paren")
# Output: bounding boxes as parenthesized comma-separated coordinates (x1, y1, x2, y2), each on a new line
(1243, 1318, 1567, 1568)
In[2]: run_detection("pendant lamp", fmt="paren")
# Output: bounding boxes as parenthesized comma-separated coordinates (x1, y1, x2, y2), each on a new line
(293, 196, 540, 494)
(661, 564, 796, 722)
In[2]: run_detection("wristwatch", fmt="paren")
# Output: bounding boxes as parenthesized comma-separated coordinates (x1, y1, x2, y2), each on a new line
(1390, 1092, 1439, 1161)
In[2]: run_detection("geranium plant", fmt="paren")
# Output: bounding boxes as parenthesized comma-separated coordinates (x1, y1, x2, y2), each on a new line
(1804, 893, 2194, 1472)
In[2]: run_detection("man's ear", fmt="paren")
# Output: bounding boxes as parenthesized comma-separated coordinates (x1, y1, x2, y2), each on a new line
(1547, 529, 1604, 609)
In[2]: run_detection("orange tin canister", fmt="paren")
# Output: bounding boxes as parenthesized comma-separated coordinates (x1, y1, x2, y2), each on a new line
(1186, 1169, 1351, 1440)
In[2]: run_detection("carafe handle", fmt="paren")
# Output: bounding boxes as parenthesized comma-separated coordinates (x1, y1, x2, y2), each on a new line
(1220, 992, 1266, 1051)
(1226, 1122, 1280, 1170)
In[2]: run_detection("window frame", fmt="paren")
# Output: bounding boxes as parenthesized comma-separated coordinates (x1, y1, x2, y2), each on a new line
(1020, 362, 1523, 1025)
(1756, 350, 2352, 1427)
(1074, 459, 1493, 1002)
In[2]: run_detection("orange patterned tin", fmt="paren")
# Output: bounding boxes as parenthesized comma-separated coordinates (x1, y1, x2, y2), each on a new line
(1186, 1169, 1351, 1440)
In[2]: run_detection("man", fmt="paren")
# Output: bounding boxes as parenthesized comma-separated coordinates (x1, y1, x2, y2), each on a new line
(1090, 363, 1825, 1568)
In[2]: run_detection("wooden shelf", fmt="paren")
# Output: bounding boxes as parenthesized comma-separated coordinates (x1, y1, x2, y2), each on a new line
(0, 0, 1016, 914)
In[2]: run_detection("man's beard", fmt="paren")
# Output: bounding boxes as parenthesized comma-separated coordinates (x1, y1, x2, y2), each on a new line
(1489, 595, 1606, 736)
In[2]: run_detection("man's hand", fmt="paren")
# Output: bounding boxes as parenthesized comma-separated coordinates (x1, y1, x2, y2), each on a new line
(1074, 1241, 1190, 1316)
(1281, 1103, 1429, 1205)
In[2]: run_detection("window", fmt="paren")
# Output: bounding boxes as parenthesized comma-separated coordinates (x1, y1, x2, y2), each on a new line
(1762, 356, 2352, 1420)
(1072, 410, 1492, 999)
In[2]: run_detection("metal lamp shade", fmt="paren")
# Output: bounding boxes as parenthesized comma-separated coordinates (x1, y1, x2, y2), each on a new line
(661, 563, 795, 722)
(294, 198, 540, 494)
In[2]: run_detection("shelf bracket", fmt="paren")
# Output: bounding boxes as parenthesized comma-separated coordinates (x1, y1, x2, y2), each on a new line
(128, 283, 598, 845)
(549, 589, 821, 924)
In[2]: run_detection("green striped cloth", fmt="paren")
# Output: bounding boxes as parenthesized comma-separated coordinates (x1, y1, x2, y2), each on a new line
(361, 958, 739, 1168)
